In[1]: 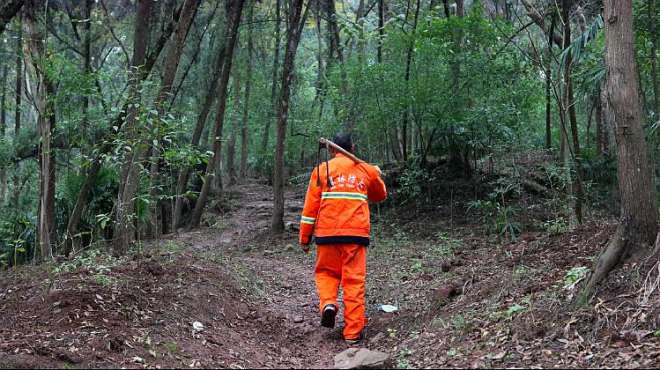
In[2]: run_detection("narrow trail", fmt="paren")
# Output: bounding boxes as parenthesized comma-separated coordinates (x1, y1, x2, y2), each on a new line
(166, 181, 349, 368)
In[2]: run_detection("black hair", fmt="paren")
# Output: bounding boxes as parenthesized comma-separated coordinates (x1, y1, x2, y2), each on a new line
(333, 132, 353, 153)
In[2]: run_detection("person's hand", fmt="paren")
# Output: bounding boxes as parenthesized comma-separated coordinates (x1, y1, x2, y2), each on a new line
(301, 244, 311, 254)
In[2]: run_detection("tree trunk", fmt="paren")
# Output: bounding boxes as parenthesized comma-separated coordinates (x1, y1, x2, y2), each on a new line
(62, 0, 94, 256)
(190, 0, 246, 229)
(324, 0, 351, 130)
(442, 0, 450, 17)
(12, 15, 22, 210)
(561, 0, 584, 225)
(545, 15, 555, 149)
(596, 86, 610, 156)
(240, 1, 254, 179)
(82, 0, 92, 136)
(173, 16, 230, 230)
(25, 1, 56, 262)
(67, 4, 179, 248)
(0, 60, 7, 204)
(146, 0, 200, 238)
(313, 0, 326, 118)
(580, 0, 659, 302)
(271, 0, 306, 234)
(377, 0, 385, 63)
(261, 0, 281, 157)
(112, 0, 155, 256)
(226, 72, 241, 187)
(649, 0, 659, 116)
(400, 0, 421, 162)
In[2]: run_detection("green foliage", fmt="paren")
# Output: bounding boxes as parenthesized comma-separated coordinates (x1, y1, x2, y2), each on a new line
(52, 249, 118, 275)
(468, 195, 521, 241)
(559, 15, 604, 72)
(504, 303, 526, 317)
(0, 214, 35, 268)
(541, 217, 569, 235)
(397, 162, 433, 205)
(563, 266, 590, 290)
(432, 231, 461, 257)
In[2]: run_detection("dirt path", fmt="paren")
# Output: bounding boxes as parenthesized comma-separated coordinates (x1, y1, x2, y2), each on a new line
(3, 180, 660, 368)
(152, 182, 361, 368)
(0, 182, 359, 369)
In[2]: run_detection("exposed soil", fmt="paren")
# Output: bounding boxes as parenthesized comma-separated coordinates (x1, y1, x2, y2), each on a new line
(1, 180, 659, 368)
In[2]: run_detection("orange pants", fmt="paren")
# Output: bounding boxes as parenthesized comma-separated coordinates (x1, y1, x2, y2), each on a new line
(315, 243, 367, 340)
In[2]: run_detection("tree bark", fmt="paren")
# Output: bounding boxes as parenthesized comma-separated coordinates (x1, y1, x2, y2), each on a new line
(112, 0, 155, 256)
(25, 1, 56, 262)
(190, 0, 246, 229)
(12, 15, 22, 210)
(324, 0, 351, 130)
(261, 0, 282, 156)
(62, 0, 94, 256)
(377, 0, 385, 63)
(82, 0, 92, 135)
(580, 0, 659, 302)
(0, 59, 7, 204)
(596, 86, 609, 156)
(545, 15, 555, 149)
(226, 72, 241, 187)
(67, 4, 179, 249)
(271, 0, 306, 234)
(146, 0, 200, 238)
(649, 0, 659, 116)
(561, 0, 584, 225)
(172, 15, 230, 230)
(240, 1, 254, 179)
(400, 0, 422, 162)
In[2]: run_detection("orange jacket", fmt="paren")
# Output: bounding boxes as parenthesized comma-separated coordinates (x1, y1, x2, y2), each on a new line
(299, 153, 387, 246)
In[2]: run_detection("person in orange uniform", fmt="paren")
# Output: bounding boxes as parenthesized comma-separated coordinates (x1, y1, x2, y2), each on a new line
(299, 133, 387, 344)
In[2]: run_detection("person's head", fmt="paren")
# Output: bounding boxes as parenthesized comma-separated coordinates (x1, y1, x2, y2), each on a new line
(332, 132, 354, 154)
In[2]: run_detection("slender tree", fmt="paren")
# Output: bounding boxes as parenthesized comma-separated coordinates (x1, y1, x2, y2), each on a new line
(239, 1, 254, 179)
(377, 0, 385, 63)
(190, 0, 247, 228)
(226, 71, 241, 186)
(24, 0, 57, 262)
(146, 0, 201, 238)
(649, 0, 658, 116)
(261, 0, 282, 157)
(0, 57, 7, 203)
(172, 9, 228, 230)
(271, 0, 307, 234)
(400, 0, 422, 162)
(66, 5, 179, 254)
(12, 15, 22, 210)
(112, 0, 155, 255)
(545, 15, 555, 149)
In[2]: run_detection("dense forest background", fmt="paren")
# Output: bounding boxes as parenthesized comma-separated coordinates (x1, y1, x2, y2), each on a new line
(0, 0, 658, 291)
(1, 0, 660, 368)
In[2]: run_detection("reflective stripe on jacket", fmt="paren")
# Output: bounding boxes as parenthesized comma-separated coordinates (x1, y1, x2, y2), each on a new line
(299, 153, 387, 245)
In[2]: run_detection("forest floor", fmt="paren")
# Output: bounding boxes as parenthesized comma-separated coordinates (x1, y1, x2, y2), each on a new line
(1, 178, 660, 368)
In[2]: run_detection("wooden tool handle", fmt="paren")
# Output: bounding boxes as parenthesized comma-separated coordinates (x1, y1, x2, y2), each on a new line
(319, 137, 364, 163)
(318, 137, 382, 175)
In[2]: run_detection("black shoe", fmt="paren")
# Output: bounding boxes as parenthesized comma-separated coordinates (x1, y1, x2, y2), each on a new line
(344, 332, 364, 345)
(321, 304, 337, 328)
